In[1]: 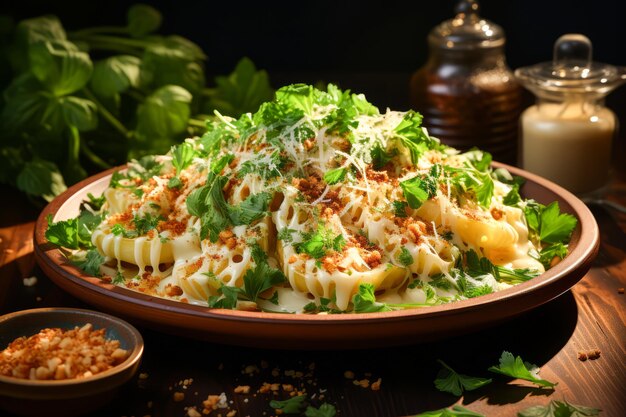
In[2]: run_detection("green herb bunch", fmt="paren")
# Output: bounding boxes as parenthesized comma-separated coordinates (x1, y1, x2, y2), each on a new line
(0, 4, 273, 202)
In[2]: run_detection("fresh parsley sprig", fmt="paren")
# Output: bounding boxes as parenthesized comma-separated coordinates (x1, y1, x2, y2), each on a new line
(294, 226, 346, 260)
(434, 360, 492, 396)
(488, 351, 557, 388)
(186, 171, 271, 242)
(207, 243, 286, 309)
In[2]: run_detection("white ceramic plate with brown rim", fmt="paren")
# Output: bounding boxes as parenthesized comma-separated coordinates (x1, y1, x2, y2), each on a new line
(33, 162, 599, 349)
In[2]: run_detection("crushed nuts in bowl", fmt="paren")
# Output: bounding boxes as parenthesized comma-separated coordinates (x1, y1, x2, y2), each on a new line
(0, 308, 143, 416)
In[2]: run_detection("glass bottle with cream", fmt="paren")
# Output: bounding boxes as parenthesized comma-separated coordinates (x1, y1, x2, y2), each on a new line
(515, 34, 626, 195)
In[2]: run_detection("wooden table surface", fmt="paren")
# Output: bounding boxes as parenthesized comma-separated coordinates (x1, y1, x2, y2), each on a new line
(1, 175, 625, 417)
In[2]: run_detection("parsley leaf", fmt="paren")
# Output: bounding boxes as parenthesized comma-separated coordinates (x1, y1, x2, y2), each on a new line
(237, 151, 284, 179)
(392, 200, 408, 218)
(270, 395, 308, 414)
(524, 201, 577, 246)
(398, 247, 414, 267)
(277, 227, 297, 243)
(208, 283, 239, 309)
(352, 283, 391, 313)
(415, 405, 485, 417)
(170, 142, 196, 174)
(463, 149, 492, 172)
(71, 249, 105, 277)
(394, 111, 444, 163)
(208, 243, 286, 308)
(303, 297, 342, 314)
(538, 202, 578, 244)
(371, 144, 396, 169)
(488, 351, 557, 388)
(465, 250, 539, 285)
(538, 243, 569, 268)
(517, 400, 601, 417)
(323, 167, 347, 185)
(228, 192, 272, 226)
(503, 183, 522, 206)
(45, 210, 102, 250)
(186, 172, 270, 241)
(305, 403, 337, 417)
(131, 212, 163, 236)
(295, 226, 345, 260)
(446, 164, 494, 208)
(434, 359, 492, 396)
(400, 165, 441, 209)
(241, 243, 287, 302)
(85, 193, 106, 210)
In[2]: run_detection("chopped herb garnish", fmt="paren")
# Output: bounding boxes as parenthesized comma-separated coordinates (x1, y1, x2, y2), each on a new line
(323, 167, 347, 185)
(434, 359, 492, 396)
(397, 247, 414, 267)
(488, 351, 557, 388)
(71, 249, 105, 277)
(294, 226, 345, 260)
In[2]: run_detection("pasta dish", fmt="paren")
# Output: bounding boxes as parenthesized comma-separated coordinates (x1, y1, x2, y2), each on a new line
(46, 84, 577, 313)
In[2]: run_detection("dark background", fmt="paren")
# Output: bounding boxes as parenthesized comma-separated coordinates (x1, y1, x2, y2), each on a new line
(1, 0, 625, 125)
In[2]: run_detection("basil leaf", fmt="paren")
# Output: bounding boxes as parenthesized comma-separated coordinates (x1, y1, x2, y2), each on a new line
(127, 4, 162, 38)
(90, 55, 141, 97)
(136, 85, 192, 138)
(16, 159, 66, 201)
(140, 45, 204, 93)
(204, 57, 274, 117)
(29, 39, 92, 96)
(60, 96, 98, 131)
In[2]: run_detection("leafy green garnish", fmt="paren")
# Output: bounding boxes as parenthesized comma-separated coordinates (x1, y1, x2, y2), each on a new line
(45, 210, 102, 249)
(186, 172, 270, 241)
(71, 249, 105, 277)
(171, 142, 196, 174)
(207, 243, 286, 308)
(445, 164, 494, 208)
(394, 111, 444, 163)
(434, 360, 492, 396)
(392, 200, 408, 218)
(400, 164, 441, 209)
(517, 400, 600, 417)
(398, 247, 414, 267)
(525, 201, 577, 245)
(277, 227, 297, 243)
(535, 243, 569, 269)
(488, 351, 557, 388)
(269, 395, 308, 414)
(352, 283, 392, 313)
(305, 403, 337, 417)
(503, 183, 522, 206)
(237, 151, 285, 179)
(303, 297, 342, 314)
(414, 405, 485, 417)
(203, 57, 274, 118)
(295, 226, 346, 260)
(323, 167, 347, 185)
(465, 250, 540, 285)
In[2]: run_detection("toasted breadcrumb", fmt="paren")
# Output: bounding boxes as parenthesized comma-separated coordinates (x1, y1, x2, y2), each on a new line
(0, 324, 128, 380)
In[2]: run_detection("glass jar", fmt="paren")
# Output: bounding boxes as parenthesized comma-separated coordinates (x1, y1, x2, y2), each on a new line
(516, 34, 626, 195)
(409, 0, 522, 165)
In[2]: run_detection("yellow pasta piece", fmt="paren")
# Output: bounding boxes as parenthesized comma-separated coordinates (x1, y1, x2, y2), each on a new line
(92, 230, 174, 266)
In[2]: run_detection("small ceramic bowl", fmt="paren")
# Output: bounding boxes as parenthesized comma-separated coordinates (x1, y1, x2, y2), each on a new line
(0, 308, 143, 416)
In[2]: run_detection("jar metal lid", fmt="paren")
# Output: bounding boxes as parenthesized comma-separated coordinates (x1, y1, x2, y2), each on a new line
(429, 0, 505, 50)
